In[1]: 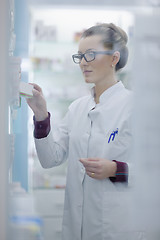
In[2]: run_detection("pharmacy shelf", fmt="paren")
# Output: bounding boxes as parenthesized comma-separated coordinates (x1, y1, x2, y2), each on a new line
(30, 41, 78, 58)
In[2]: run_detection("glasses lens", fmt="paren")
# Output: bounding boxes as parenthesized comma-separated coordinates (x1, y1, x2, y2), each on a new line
(85, 52, 95, 62)
(72, 54, 82, 64)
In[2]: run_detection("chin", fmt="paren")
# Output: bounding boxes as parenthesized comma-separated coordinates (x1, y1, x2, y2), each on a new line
(85, 77, 94, 84)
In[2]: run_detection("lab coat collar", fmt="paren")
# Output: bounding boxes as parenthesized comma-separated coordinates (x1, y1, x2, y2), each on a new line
(90, 81, 124, 105)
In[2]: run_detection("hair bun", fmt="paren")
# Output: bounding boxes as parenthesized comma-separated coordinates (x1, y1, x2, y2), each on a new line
(109, 23, 128, 44)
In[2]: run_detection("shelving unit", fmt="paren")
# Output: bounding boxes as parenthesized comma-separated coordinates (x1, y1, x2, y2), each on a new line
(28, 13, 91, 190)
(0, 0, 10, 238)
(33, 189, 65, 240)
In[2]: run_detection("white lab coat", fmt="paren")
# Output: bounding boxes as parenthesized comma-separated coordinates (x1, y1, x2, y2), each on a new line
(34, 82, 142, 240)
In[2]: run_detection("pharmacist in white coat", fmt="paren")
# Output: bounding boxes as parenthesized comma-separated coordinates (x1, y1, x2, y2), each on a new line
(27, 23, 139, 240)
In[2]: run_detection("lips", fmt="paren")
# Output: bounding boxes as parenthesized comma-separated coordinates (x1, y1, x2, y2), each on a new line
(83, 70, 92, 74)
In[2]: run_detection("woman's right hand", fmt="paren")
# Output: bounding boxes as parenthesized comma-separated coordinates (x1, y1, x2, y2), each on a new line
(26, 83, 49, 121)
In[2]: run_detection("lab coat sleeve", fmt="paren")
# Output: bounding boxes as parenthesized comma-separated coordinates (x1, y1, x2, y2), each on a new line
(34, 111, 70, 168)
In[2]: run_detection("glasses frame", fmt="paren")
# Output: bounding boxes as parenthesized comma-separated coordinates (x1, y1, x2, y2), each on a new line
(72, 50, 114, 64)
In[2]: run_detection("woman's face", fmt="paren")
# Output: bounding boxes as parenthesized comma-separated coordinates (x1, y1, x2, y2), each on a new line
(78, 35, 114, 85)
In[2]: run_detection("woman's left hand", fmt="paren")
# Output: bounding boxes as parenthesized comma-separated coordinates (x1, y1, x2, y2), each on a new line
(79, 158, 117, 180)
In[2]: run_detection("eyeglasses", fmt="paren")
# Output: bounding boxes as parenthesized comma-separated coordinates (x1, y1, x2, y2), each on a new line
(72, 50, 114, 64)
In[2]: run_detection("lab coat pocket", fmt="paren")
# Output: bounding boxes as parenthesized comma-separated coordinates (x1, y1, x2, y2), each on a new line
(103, 191, 133, 234)
(106, 132, 131, 162)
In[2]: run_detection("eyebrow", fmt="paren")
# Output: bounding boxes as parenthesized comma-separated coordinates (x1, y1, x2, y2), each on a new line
(78, 48, 96, 53)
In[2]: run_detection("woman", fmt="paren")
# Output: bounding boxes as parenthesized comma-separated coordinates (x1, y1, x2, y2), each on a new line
(27, 23, 136, 240)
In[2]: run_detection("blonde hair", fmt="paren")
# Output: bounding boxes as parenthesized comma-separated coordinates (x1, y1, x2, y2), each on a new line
(81, 23, 128, 71)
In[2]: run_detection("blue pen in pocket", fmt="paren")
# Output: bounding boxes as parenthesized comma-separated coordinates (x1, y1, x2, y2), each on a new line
(108, 128, 118, 143)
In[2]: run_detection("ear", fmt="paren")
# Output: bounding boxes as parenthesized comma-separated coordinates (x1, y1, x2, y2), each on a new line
(111, 51, 120, 67)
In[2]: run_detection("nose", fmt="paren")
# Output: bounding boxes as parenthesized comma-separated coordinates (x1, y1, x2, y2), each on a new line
(80, 56, 88, 66)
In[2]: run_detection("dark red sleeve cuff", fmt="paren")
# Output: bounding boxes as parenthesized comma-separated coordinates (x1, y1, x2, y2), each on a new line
(33, 112, 51, 139)
(109, 160, 128, 184)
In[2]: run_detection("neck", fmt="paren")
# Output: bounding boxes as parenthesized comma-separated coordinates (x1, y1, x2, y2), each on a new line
(94, 77, 117, 104)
